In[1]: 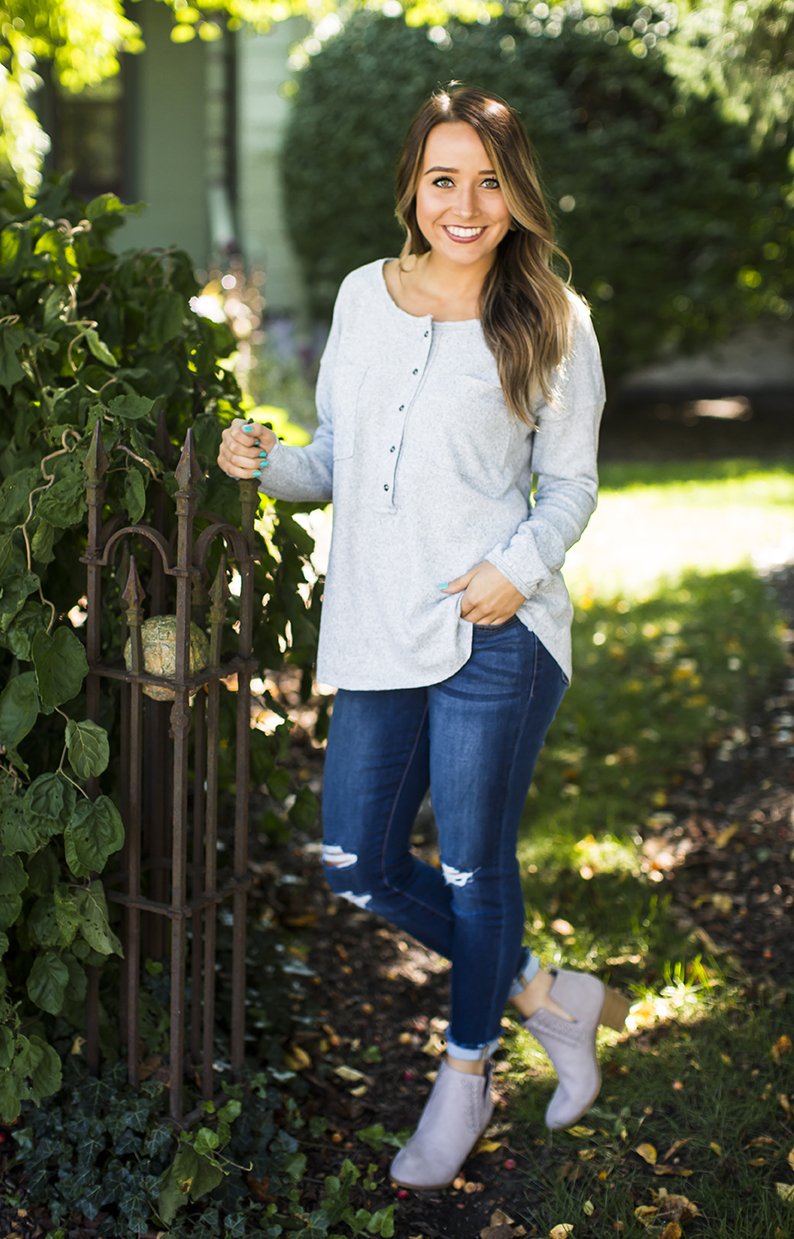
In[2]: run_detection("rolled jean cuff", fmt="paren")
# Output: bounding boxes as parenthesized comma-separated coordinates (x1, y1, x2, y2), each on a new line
(508, 948, 541, 999)
(445, 1032, 500, 1061)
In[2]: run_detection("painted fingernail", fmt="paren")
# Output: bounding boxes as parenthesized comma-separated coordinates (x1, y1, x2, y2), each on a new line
(243, 425, 253, 433)
(437, 582, 449, 589)
(258, 450, 268, 458)
(252, 468, 261, 477)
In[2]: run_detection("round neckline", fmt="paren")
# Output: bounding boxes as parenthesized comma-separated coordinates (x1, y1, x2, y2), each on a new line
(379, 258, 481, 328)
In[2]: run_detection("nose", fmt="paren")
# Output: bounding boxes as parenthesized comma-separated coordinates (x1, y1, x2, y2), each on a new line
(451, 181, 477, 219)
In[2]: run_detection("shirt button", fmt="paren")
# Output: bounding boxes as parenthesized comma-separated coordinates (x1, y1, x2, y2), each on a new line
(424, 330, 429, 338)
(383, 483, 390, 491)
(399, 404, 405, 412)
(389, 445, 396, 453)
(412, 368, 418, 375)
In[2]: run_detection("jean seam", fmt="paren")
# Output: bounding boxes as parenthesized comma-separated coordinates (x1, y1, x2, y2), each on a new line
(479, 632, 540, 1042)
(380, 700, 455, 926)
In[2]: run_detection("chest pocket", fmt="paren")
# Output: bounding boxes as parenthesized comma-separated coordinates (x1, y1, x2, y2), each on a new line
(428, 374, 515, 484)
(331, 361, 368, 460)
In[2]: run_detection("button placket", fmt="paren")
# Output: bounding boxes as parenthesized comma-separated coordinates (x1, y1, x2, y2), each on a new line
(378, 318, 433, 510)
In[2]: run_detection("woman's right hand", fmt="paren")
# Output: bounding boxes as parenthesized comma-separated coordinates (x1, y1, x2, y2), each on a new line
(217, 418, 278, 480)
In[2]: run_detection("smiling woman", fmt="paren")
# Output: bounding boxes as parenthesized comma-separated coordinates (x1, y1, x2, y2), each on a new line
(217, 82, 618, 1194)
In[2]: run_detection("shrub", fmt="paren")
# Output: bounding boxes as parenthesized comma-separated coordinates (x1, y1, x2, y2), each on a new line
(282, 7, 793, 382)
(0, 178, 321, 1120)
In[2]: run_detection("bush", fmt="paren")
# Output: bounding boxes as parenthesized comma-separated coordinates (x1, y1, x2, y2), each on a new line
(0, 178, 321, 1121)
(282, 6, 793, 382)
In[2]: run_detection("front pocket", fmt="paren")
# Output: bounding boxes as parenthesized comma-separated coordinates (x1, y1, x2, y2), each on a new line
(331, 362, 368, 460)
(421, 374, 515, 482)
(471, 614, 522, 631)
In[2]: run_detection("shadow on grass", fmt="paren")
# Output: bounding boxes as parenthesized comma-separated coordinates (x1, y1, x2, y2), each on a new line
(598, 456, 794, 493)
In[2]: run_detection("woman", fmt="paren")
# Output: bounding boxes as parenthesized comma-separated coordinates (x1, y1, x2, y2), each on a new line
(218, 84, 627, 1192)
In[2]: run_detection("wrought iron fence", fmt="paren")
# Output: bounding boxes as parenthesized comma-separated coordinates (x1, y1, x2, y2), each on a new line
(80, 419, 259, 1121)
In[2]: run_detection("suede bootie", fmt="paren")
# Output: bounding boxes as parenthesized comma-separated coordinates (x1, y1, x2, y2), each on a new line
(389, 1059, 494, 1190)
(522, 967, 630, 1131)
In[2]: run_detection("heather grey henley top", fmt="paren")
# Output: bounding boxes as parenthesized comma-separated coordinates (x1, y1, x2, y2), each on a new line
(257, 257, 606, 690)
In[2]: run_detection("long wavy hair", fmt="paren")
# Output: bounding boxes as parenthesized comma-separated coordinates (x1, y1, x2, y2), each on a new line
(394, 84, 574, 425)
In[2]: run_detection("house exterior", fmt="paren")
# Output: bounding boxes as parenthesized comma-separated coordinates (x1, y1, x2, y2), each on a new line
(46, 1, 309, 319)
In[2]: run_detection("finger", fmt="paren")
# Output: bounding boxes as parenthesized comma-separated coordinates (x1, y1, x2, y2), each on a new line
(440, 569, 476, 593)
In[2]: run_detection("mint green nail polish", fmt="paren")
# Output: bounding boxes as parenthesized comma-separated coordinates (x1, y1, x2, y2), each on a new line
(243, 425, 253, 433)
(437, 582, 449, 589)
(252, 468, 261, 477)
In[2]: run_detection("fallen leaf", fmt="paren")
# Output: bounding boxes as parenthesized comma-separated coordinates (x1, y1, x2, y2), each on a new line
(578, 1148, 597, 1161)
(776, 1182, 794, 1203)
(283, 1045, 311, 1071)
(567, 1125, 595, 1137)
(333, 1065, 365, 1082)
(634, 1143, 658, 1165)
(633, 1205, 658, 1225)
(659, 1224, 682, 1239)
(771, 1035, 792, 1063)
(714, 823, 738, 848)
(650, 1190, 700, 1221)
(476, 1138, 504, 1154)
(662, 1138, 690, 1162)
(709, 1141, 722, 1156)
(549, 1226, 574, 1239)
(779, 1094, 792, 1115)
(654, 1166, 693, 1177)
(582, 1200, 594, 1216)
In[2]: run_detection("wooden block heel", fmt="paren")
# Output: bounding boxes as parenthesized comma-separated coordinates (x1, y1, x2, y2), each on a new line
(599, 986, 630, 1030)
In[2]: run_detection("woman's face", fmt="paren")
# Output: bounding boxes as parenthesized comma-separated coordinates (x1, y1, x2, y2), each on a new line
(414, 121, 511, 267)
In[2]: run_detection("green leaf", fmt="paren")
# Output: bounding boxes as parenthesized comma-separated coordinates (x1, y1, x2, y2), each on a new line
(84, 327, 118, 367)
(32, 625, 88, 708)
(0, 572, 40, 635)
(1, 601, 47, 661)
(0, 1066, 23, 1123)
(0, 931, 8, 960)
(0, 1025, 13, 1070)
(0, 324, 28, 391)
(24, 771, 74, 829)
(26, 950, 69, 1015)
(0, 671, 40, 747)
(266, 767, 292, 801)
(30, 519, 56, 565)
(0, 855, 27, 930)
(123, 468, 146, 523)
(0, 531, 14, 577)
(65, 719, 109, 779)
(0, 794, 44, 855)
(64, 795, 124, 877)
(27, 1035, 62, 1103)
(108, 393, 154, 422)
(288, 785, 319, 829)
(0, 468, 39, 522)
(158, 1144, 224, 1226)
(147, 290, 186, 345)
(53, 887, 81, 946)
(76, 880, 123, 955)
(36, 470, 86, 529)
(28, 895, 66, 947)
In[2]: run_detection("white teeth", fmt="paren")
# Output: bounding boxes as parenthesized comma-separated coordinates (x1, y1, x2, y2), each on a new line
(446, 226, 484, 238)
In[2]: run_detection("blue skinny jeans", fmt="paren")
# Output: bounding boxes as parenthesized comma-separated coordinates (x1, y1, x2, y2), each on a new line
(321, 616, 568, 1060)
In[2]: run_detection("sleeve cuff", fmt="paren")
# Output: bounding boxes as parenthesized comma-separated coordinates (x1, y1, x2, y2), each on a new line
(485, 545, 545, 600)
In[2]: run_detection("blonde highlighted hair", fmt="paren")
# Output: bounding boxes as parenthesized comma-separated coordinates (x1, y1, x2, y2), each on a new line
(394, 83, 574, 426)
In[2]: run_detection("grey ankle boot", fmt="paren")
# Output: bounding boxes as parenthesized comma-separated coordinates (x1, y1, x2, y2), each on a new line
(389, 1059, 494, 1190)
(523, 967, 630, 1131)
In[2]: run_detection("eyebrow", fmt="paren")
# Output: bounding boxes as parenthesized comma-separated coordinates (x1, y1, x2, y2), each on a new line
(423, 166, 497, 176)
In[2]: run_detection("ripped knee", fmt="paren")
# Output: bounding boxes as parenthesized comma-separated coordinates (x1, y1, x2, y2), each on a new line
(322, 844, 373, 909)
(441, 861, 477, 888)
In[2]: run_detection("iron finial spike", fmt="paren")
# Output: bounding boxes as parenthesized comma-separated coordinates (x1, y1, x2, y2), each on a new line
(84, 418, 109, 484)
(121, 553, 147, 612)
(175, 427, 203, 493)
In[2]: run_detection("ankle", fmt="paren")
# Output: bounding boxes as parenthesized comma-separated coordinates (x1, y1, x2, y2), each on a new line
(445, 1053, 487, 1076)
(511, 967, 575, 1023)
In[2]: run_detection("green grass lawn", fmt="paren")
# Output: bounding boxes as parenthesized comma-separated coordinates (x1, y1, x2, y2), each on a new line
(506, 458, 794, 1238)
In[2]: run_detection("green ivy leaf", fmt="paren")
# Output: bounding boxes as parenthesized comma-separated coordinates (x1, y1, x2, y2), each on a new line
(0, 671, 40, 748)
(84, 327, 118, 367)
(0, 854, 27, 930)
(0, 469, 40, 523)
(28, 895, 66, 947)
(30, 518, 56, 565)
(32, 625, 89, 708)
(26, 950, 69, 1015)
(27, 1034, 62, 1103)
(24, 771, 74, 830)
(36, 470, 86, 529)
(0, 1065, 24, 1123)
(76, 880, 123, 956)
(0, 531, 14, 577)
(53, 887, 81, 946)
(64, 795, 124, 877)
(108, 393, 155, 422)
(0, 1025, 13, 1070)
(123, 468, 146, 523)
(0, 795, 44, 855)
(0, 324, 28, 391)
(3, 601, 48, 661)
(65, 719, 109, 779)
(0, 573, 40, 639)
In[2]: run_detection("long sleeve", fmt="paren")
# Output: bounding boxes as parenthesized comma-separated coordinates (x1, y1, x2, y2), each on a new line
(484, 296, 606, 598)
(256, 282, 345, 504)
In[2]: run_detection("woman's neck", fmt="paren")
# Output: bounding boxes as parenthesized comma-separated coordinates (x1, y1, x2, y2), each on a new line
(398, 251, 492, 320)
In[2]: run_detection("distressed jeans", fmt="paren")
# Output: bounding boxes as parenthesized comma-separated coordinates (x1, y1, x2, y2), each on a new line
(321, 616, 569, 1059)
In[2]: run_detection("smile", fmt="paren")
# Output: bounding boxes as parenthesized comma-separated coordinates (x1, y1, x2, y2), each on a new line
(443, 225, 485, 243)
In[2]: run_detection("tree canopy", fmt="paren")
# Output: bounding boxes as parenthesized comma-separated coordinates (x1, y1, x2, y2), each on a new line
(1, 1, 792, 196)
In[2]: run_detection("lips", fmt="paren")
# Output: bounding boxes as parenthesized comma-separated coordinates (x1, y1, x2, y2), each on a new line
(442, 225, 485, 244)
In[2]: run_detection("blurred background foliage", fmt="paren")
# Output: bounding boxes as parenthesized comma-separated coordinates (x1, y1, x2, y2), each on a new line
(283, 5, 793, 382)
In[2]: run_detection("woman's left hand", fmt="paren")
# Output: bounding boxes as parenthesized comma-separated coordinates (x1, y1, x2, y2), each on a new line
(441, 562, 526, 626)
